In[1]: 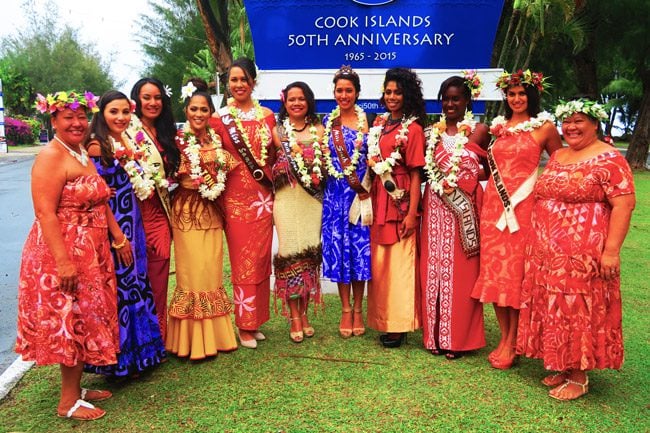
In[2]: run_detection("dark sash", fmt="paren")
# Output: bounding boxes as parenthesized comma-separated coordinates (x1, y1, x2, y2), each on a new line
(440, 188, 480, 257)
(330, 118, 370, 200)
(278, 125, 322, 201)
(221, 112, 273, 189)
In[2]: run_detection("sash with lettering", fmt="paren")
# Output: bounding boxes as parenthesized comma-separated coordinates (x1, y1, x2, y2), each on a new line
(277, 125, 323, 201)
(487, 138, 538, 233)
(440, 188, 480, 257)
(330, 117, 373, 226)
(220, 110, 273, 190)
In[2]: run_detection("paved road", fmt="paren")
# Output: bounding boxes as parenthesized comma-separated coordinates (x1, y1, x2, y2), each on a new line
(0, 158, 34, 374)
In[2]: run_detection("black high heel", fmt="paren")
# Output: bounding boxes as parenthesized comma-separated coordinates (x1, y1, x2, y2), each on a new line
(380, 333, 406, 348)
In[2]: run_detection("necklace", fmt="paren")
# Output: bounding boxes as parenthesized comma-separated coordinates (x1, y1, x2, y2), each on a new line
(283, 118, 323, 188)
(54, 136, 88, 167)
(424, 111, 476, 195)
(110, 135, 159, 200)
(292, 122, 308, 133)
(367, 113, 416, 175)
(489, 111, 553, 137)
(322, 105, 365, 180)
(228, 100, 270, 166)
(178, 123, 227, 201)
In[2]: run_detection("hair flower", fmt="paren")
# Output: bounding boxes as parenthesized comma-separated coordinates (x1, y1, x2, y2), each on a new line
(180, 82, 198, 102)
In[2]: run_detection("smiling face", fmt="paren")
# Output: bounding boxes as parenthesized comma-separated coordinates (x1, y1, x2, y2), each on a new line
(185, 94, 212, 134)
(103, 98, 131, 139)
(138, 83, 163, 123)
(506, 85, 529, 116)
(383, 80, 404, 118)
(561, 112, 599, 150)
(284, 87, 308, 122)
(228, 66, 254, 105)
(441, 85, 469, 122)
(334, 78, 358, 112)
(52, 108, 88, 146)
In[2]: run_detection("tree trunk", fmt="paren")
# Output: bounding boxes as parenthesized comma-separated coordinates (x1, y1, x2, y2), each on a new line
(196, 0, 232, 76)
(626, 69, 650, 169)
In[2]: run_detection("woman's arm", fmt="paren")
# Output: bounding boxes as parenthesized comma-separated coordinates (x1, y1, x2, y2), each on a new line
(600, 193, 636, 280)
(400, 168, 421, 238)
(540, 121, 563, 156)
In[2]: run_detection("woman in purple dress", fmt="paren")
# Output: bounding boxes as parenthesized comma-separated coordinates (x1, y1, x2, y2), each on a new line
(84, 90, 166, 378)
(321, 66, 371, 338)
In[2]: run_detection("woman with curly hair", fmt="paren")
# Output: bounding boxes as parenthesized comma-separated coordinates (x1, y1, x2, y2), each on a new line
(366, 67, 427, 348)
(128, 78, 180, 342)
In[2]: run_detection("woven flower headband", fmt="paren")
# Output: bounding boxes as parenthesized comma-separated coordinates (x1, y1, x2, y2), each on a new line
(35, 91, 99, 114)
(495, 69, 547, 93)
(554, 99, 609, 122)
(462, 69, 483, 99)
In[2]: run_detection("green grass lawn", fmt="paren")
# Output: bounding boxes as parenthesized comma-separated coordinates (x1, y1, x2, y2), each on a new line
(1, 173, 648, 433)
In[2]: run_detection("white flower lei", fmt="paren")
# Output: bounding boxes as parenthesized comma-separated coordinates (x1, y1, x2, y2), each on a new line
(367, 113, 416, 175)
(179, 123, 227, 201)
(127, 117, 171, 191)
(228, 100, 270, 166)
(283, 118, 323, 188)
(110, 136, 158, 200)
(424, 111, 476, 195)
(489, 111, 554, 137)
(321, 105, 365, 179)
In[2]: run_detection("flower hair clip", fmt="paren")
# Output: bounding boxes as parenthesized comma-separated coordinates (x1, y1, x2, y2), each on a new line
(554, 99, 609, 122)
(164, 85, 173, 98)
(180, 82, 198, 102)
(462, 69, 483, 99)
(496, 69, 548, 94)
(35, 90, 99, 114)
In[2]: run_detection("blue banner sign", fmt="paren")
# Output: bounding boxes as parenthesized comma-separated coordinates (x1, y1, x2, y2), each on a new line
(243, 0, 504, 70)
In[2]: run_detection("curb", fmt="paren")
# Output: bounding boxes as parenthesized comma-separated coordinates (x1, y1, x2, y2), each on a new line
(0, 356, 33, 401)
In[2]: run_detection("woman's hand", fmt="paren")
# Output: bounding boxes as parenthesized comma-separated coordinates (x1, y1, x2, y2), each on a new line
(400, 212, 418, 238)
(56, 261, 79, 294)
(600, 251, 620, 281)
(115, 239, 133, 267)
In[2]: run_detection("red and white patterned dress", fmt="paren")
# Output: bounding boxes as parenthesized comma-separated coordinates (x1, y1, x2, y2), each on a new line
(16, 174, 119, 367)
(420, 135, 486, 351)
(516, 151, 634, 371)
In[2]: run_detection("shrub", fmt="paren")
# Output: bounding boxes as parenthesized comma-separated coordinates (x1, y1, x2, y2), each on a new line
(14, 115, 42, 139)
(4, 117, 37, 145)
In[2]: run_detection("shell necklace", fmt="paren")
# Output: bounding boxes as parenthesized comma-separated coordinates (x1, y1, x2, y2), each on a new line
(54, 135, 88, 166)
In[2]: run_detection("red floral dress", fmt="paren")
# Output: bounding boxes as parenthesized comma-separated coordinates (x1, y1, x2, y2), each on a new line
(16, 174, 119, 367)
(516, 151, 634, 371)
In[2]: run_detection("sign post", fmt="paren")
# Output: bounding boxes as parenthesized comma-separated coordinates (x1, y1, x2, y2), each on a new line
(0, 79, 6, 153)
(242, 0, 505, 113)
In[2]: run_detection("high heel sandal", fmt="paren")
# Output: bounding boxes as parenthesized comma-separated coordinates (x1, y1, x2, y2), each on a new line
(339, 308, 353, 338)
(352, 309, 365, 336)
(289, 317, 303, 343)
(301, 313, 314, 338)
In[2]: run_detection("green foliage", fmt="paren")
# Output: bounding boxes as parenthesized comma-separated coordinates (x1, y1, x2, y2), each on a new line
(0, 172, 648, 431)
(0, 3, 113, 117)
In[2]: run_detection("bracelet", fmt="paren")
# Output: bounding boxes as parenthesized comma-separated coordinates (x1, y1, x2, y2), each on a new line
(111, 235, 128, 249)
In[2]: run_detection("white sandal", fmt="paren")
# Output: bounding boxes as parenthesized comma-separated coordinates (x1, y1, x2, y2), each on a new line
(549, 377, 589, 401)
(58, 399, 105, 420)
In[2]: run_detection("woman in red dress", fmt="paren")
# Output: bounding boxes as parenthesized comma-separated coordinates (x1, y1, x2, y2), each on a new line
(17, 91, 129, 420)
(128, 78, 180, 343)
(366, 68, 426, 348)
(471, 70, 562, 369)
(420, 74, 490, 359)
(517, 99, 635, 401)
(210, 58, 276, 349)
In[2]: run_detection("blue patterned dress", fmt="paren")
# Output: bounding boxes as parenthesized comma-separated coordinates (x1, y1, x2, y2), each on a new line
(85, 156, 166, 377)
(321, 116, 371, 283)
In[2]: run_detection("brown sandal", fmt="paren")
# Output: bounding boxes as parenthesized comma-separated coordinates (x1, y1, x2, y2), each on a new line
(352, 309, 365, 336)
(339, 308, 352, 338)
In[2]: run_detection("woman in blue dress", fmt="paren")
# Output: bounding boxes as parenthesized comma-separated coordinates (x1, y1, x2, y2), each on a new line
(84, 90, 166, 378)
(321, 66, 372, 338)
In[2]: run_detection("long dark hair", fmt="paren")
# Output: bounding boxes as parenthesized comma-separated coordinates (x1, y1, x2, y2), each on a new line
(333, 65, 361, 102)
(438, 76, 472, 112)
(85, 90, 129, 167)
(130, 77, 180, 173)
(278, 81, 319, 125)
(503, 84, 541, 119)
(380, 68, 428, 127)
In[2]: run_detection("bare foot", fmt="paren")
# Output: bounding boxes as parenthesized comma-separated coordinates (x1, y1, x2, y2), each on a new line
(541, 371, 569, 387)
(80, 389, 112, 402)
(549, 372, 588, 401)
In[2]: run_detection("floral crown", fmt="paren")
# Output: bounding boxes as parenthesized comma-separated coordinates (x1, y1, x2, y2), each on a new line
(334, 65, 358, 79)
(461, 70, 483, 99)
(495, 69, 547, 93)
(554, 98, 609, 122)
(35, 91, 99, 114)
(180, 81, 198, 102)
